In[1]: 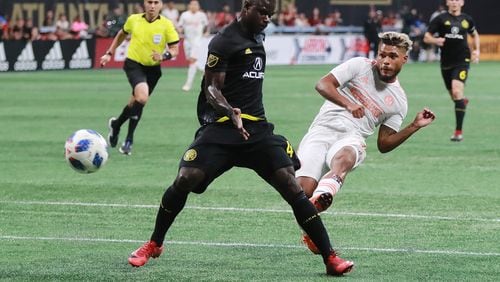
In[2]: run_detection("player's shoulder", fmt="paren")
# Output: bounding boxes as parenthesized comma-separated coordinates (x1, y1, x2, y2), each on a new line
(344, 56, 376, 67)
(126, 13, 143, 22)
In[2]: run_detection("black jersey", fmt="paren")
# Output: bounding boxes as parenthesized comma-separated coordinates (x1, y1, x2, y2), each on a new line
(427, 12, 476, 68)
(197, 20, 266, 125)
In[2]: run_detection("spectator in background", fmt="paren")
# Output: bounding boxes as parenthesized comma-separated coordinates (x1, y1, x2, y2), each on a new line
(0, 14, 7, 40)
(295, 13, 310, 28)
(214, 3, 234, 30)
(22, 18, 34, 40)
(363, 9, 381, 58)
(324, 10, 343, 27)
(107, 6, 127, 37)
(10, 18, 25, 40)
(281, 3, 297, 26)
(308, 7, 322, 27)
(40, 10, 58, 40)
(71, 14, 89, 39)
(162, 1, 179, 25)
(56, 13, 72, 40)
(133, 3, 145, 14)
(94, 15, 110, 38)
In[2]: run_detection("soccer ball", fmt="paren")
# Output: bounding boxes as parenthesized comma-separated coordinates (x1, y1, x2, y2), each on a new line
(64, 129, 109, 173)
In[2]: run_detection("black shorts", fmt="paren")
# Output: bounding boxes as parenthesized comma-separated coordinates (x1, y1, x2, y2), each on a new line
(123, 58, 162, 95)
(441, 65, 469, 90)
(179, 121, 301, 194)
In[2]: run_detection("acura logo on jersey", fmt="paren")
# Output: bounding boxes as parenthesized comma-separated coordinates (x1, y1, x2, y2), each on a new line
(445, 26, 464, 40)
(253, 57, 262, 71)
(242, 57, 264, 79)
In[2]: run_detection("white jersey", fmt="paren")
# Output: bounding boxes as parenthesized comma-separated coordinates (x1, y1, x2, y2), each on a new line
(311, 57, 408, 139)
(178, 10, 208, 43)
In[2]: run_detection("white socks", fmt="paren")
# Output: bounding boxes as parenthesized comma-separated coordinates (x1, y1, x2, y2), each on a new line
(312, 176, 343, 198)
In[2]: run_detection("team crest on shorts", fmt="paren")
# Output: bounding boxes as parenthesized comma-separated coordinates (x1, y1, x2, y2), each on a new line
(459, 70, 467, 80)
(183, 149, 197, 161)
(207, 54, 219, 67)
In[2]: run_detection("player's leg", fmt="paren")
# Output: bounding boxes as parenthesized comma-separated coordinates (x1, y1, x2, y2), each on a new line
(182, 41, 198, 92)
(129, 143, 232, 267)
(249, 136, 353, 275)
(449, 66, 469, 141)
(261, 166, 354, 275)
(295, 128, 331, 197)
(128, 166, 205, 267)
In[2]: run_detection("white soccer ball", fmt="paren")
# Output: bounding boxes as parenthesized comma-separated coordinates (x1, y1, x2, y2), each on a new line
(64, 129, 109, 173)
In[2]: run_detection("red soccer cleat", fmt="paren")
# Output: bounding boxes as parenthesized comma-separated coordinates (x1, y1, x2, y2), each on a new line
(326, 251, 354, 276)
(309, 192, 333, 213)
(128, 240, 164, 267)
(302, 233, 320, 254)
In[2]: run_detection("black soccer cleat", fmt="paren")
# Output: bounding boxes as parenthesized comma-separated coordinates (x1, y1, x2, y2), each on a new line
(107, 117, 119, 148)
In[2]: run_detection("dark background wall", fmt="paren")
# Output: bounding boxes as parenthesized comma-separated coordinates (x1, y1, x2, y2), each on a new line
(1, 0, 497, 34)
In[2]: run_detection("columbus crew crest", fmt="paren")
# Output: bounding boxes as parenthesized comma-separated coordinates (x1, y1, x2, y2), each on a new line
(206, 54, 219, 68)
(183, 149, 197, 161)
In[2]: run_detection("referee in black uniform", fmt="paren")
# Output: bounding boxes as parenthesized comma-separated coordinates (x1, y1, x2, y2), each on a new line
(127, 0, 354, 276)
(424, 0, 480, 142)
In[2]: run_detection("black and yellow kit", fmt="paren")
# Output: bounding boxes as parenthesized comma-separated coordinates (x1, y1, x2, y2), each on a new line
(179, 20, 300, 193)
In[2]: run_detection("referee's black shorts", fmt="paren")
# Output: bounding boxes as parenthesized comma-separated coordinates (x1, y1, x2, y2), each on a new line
(179, 122, 301, 194)
(123, 58, 162, 95)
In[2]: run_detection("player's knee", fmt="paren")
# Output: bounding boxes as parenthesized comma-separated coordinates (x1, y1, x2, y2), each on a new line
(333, 147, 357, 166)
(174, 167, 206, 193)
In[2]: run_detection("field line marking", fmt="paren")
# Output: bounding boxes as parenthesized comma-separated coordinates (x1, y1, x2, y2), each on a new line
(1, 235, 499, 257)
(1, 200, 499, 222)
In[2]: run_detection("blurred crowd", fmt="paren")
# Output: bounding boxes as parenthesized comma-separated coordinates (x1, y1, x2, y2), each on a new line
(0, 1, 443, 61)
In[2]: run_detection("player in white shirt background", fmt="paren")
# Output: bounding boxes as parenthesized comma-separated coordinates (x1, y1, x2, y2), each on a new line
(177, 0, 209, 92)
(295, 32, 437, 254)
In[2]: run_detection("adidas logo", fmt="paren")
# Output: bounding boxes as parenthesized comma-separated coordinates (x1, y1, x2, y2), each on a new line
(42, 41, 65, 70)
(70, 40, 92, 69)
(14, 42, 37, 71)
(0, 42, 8, 71)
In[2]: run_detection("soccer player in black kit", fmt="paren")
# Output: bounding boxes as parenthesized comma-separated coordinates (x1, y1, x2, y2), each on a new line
(127, 0, 354, 276)
(424, 0, 480, 142)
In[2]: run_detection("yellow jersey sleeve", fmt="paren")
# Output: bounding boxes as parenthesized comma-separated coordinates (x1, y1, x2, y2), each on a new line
(124, 14, 180, 66)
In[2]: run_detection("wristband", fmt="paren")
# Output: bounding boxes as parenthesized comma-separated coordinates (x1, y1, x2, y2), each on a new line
(162, 51, 172, 61)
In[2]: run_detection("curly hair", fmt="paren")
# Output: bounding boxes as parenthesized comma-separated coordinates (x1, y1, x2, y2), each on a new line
(378, 31, 413, 54)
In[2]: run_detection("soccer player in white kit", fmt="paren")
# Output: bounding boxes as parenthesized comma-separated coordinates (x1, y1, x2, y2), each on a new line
(296, 32, 437, 254)
(178, 0, 208, 91)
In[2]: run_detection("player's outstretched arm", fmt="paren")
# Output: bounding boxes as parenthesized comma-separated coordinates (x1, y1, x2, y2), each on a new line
(377, 108, 436, 153)
(204, 71, 249, 140)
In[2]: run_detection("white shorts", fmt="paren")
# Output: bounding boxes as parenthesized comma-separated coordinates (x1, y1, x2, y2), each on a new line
(295, 123, 366, 181)
(183, 39, 201, 60)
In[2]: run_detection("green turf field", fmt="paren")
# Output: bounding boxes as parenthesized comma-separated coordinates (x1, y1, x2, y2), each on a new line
(1, 62, 499, 281)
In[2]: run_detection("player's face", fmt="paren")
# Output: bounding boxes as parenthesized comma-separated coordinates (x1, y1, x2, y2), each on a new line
(242, 0, 275, 34)
(376, 43, 408, 83)
(144, 0, 163, 17)
(189, 1, 200, 13)
(447, 0, 464, 12)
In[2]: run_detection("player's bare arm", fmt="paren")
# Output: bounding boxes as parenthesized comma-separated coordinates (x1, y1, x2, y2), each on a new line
(204, 71, 249, 140)
(471, 30, 480, 63)
(377, 108, 436, 153)
(100, 29, 128, 66)
(423, 32, 445, 47)
(315, 73, 365, 118)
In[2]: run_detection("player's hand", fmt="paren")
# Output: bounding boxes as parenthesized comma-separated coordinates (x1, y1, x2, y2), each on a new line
(230, 108, 250, 140)
(412, 108, 436, 128)
(151, 50, 162, 62)
(100, 53, 111, 67)
(347, 103, 365, 119)
(434, 37, 445, 47)
(472, 50, 480, 63)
